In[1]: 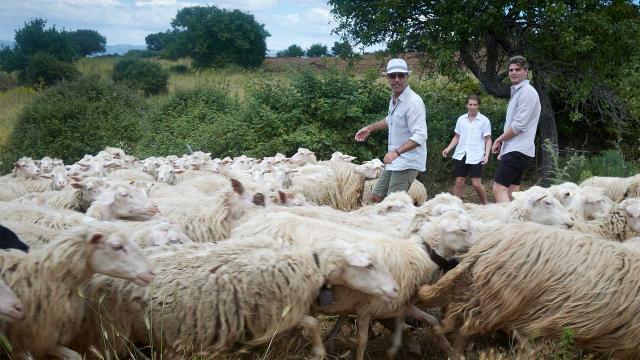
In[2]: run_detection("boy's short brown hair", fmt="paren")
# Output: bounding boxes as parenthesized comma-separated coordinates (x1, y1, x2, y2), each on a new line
(508, 55, 529, 70)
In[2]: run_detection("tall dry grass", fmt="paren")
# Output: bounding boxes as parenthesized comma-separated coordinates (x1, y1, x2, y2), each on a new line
(0, 86, 36, 147)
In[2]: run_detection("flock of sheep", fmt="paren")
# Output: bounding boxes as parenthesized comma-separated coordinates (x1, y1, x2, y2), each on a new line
(0, 146, 640, 360)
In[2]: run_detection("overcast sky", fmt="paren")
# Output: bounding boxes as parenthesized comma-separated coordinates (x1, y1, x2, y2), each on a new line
(0, 0, 362, 52)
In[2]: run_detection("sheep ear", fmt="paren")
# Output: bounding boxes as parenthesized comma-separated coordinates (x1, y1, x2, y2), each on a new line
(231, 179, 244, 195)
(623, 201, 640, 218)
(174, 168, 184, 174)
(88, 233, 104, 245)
(70, 182, 84, 189)
(344, 249, 370, 268)
(277, 190, 287, 204)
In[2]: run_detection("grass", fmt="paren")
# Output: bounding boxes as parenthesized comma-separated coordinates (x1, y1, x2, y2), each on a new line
(0, 86, 36, 146)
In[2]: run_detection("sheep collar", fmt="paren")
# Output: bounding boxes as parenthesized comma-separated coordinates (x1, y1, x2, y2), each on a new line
(422, 242, 459, 273)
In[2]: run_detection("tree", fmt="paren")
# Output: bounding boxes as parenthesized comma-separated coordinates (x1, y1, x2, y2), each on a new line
(276, 44, 305, 58)
(0, 18, 75, 73)
(65, 29, 106, 57)
(329, 1, 640, 183)
(168, 6, 270, 68)
(331, 41, 353, 58)
(306, 43, 328, 57)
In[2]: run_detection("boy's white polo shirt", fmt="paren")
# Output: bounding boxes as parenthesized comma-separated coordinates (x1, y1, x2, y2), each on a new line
(452, 112, 491, 164)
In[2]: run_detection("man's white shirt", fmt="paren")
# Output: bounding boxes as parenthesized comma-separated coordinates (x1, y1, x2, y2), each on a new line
(452, 112, 491, 164)
(385, 85, 427, 172)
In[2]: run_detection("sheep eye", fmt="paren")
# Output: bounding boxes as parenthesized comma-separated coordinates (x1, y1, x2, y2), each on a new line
(112, 244, 124, 251)
(460, 229, 468, 233)
(366, 263, 375, 270)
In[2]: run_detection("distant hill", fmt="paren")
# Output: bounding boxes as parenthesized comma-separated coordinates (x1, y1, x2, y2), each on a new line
(103, 44, 147, 56)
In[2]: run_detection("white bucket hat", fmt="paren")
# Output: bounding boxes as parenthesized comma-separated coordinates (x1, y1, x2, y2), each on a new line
(385, 58, 410, 74)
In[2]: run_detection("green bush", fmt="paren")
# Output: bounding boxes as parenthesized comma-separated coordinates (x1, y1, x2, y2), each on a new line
(112, 58, 168, 95)
(22, 52, 80, 87)
(0, 71, 17, 92)
(235, 69, 390, 160)
(169, 64, 189, 74)
(123, 49, 158, 59)
(136, 86, 235, 157)
(584, 149, 638, 179)
(0, 76, 145, 173)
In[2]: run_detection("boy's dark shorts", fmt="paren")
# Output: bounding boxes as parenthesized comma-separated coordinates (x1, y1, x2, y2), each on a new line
(494, 151, 533, 187)
(453, 156, 483, 178)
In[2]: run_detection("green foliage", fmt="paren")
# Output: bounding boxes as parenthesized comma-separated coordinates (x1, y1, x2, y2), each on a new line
(0, 76, 145, 172)
(0, 71, 17, 92)
(164, 6, 270, 69)
(543, 139, 588, 185)
(0, 18, 107, 87)
(169, 64, 189, 74)
(64, 29, 106, 57)
(306, 43, 328, 57)
(331, 41, 354, 58)
(585, 149, 638, 179)
(276, 44, 305, 58)
(136, 86, 235, 157)
(22, 52, 80, 86)
(122, 49, 158, 59)
(112, 58, 168, 95)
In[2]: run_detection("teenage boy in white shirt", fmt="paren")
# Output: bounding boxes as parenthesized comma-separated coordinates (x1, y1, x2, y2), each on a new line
(442, 94, 492, 204)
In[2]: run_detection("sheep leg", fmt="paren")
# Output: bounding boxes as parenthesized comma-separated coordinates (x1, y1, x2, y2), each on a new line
(405, 305, 454, 356)
(325, 314, 349, 353)
(299, 315, 326, 360)
(386, 315, 405, 359)
(378, 318, 421, 355)
(355, 313, 371, 360)
(48, 346, 83, 360)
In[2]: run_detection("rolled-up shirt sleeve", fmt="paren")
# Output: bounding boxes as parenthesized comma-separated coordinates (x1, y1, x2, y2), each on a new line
(510, 87, 538, 133)
(406, 102, 427, 145)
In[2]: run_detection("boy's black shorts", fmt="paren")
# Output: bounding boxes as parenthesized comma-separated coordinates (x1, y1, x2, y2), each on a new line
(453, 156, 483, 178)
(494, 151, 533, 187)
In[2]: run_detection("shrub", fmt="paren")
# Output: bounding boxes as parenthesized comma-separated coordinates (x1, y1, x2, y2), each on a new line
(123, 49, 158, 59)
(136, 86, 235, 157)
(112, 58, 168, 95)
(22, 52, 80, 87)
(585, 149, 638, 179)
(0, 71, 17, 92)
(235, 69, 389, 160)
(0, 76, 145, 173)
(169, 64, 189, 74)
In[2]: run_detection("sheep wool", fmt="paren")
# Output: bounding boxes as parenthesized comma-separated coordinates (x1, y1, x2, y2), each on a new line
(418, 223, 640, 358)
(76, 237, 363, 357)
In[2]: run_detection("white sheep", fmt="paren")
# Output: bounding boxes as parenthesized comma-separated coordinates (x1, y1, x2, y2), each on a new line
(466, 186, 574, 228)
(155, 179, 265, 242)
(0, 221, 155, 359)
(567, 185, 613, 220)
(0, 202, 87, 230)
(330, 151, 357, 163)
(73, 235, 398, 359)
(0, 278, 22, 323)
(231, 210, 475, 359)
(289, 147, 317, 165)
(0, 220, 59, 248)
(124, 219, 193, 247)
(10, 157, 41, 180)
(86, 184, 159, 221)
(0, 181, 29, 202)
(580, 174, 640, 202)
(418, 223, 640, 359)
(108, 168, 156, 182)
(572, 198, 640, 241)
(548, 181, 579, 207)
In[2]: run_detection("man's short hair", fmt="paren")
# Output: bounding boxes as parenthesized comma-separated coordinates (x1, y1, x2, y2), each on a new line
(466, 94, 481, 105)
(508, 55, 529, 70)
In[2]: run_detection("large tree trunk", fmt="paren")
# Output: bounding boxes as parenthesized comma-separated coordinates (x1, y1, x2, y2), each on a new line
(532, 72, 558, 186)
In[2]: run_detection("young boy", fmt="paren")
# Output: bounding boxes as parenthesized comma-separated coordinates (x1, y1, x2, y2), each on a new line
(442, 94, 492, 204)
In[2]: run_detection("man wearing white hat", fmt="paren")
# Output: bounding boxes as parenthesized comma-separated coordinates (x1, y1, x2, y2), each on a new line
(354, 58, 427, 203)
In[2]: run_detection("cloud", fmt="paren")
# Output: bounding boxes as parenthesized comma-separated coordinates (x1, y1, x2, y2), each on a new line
(273, 14, 301, 27)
